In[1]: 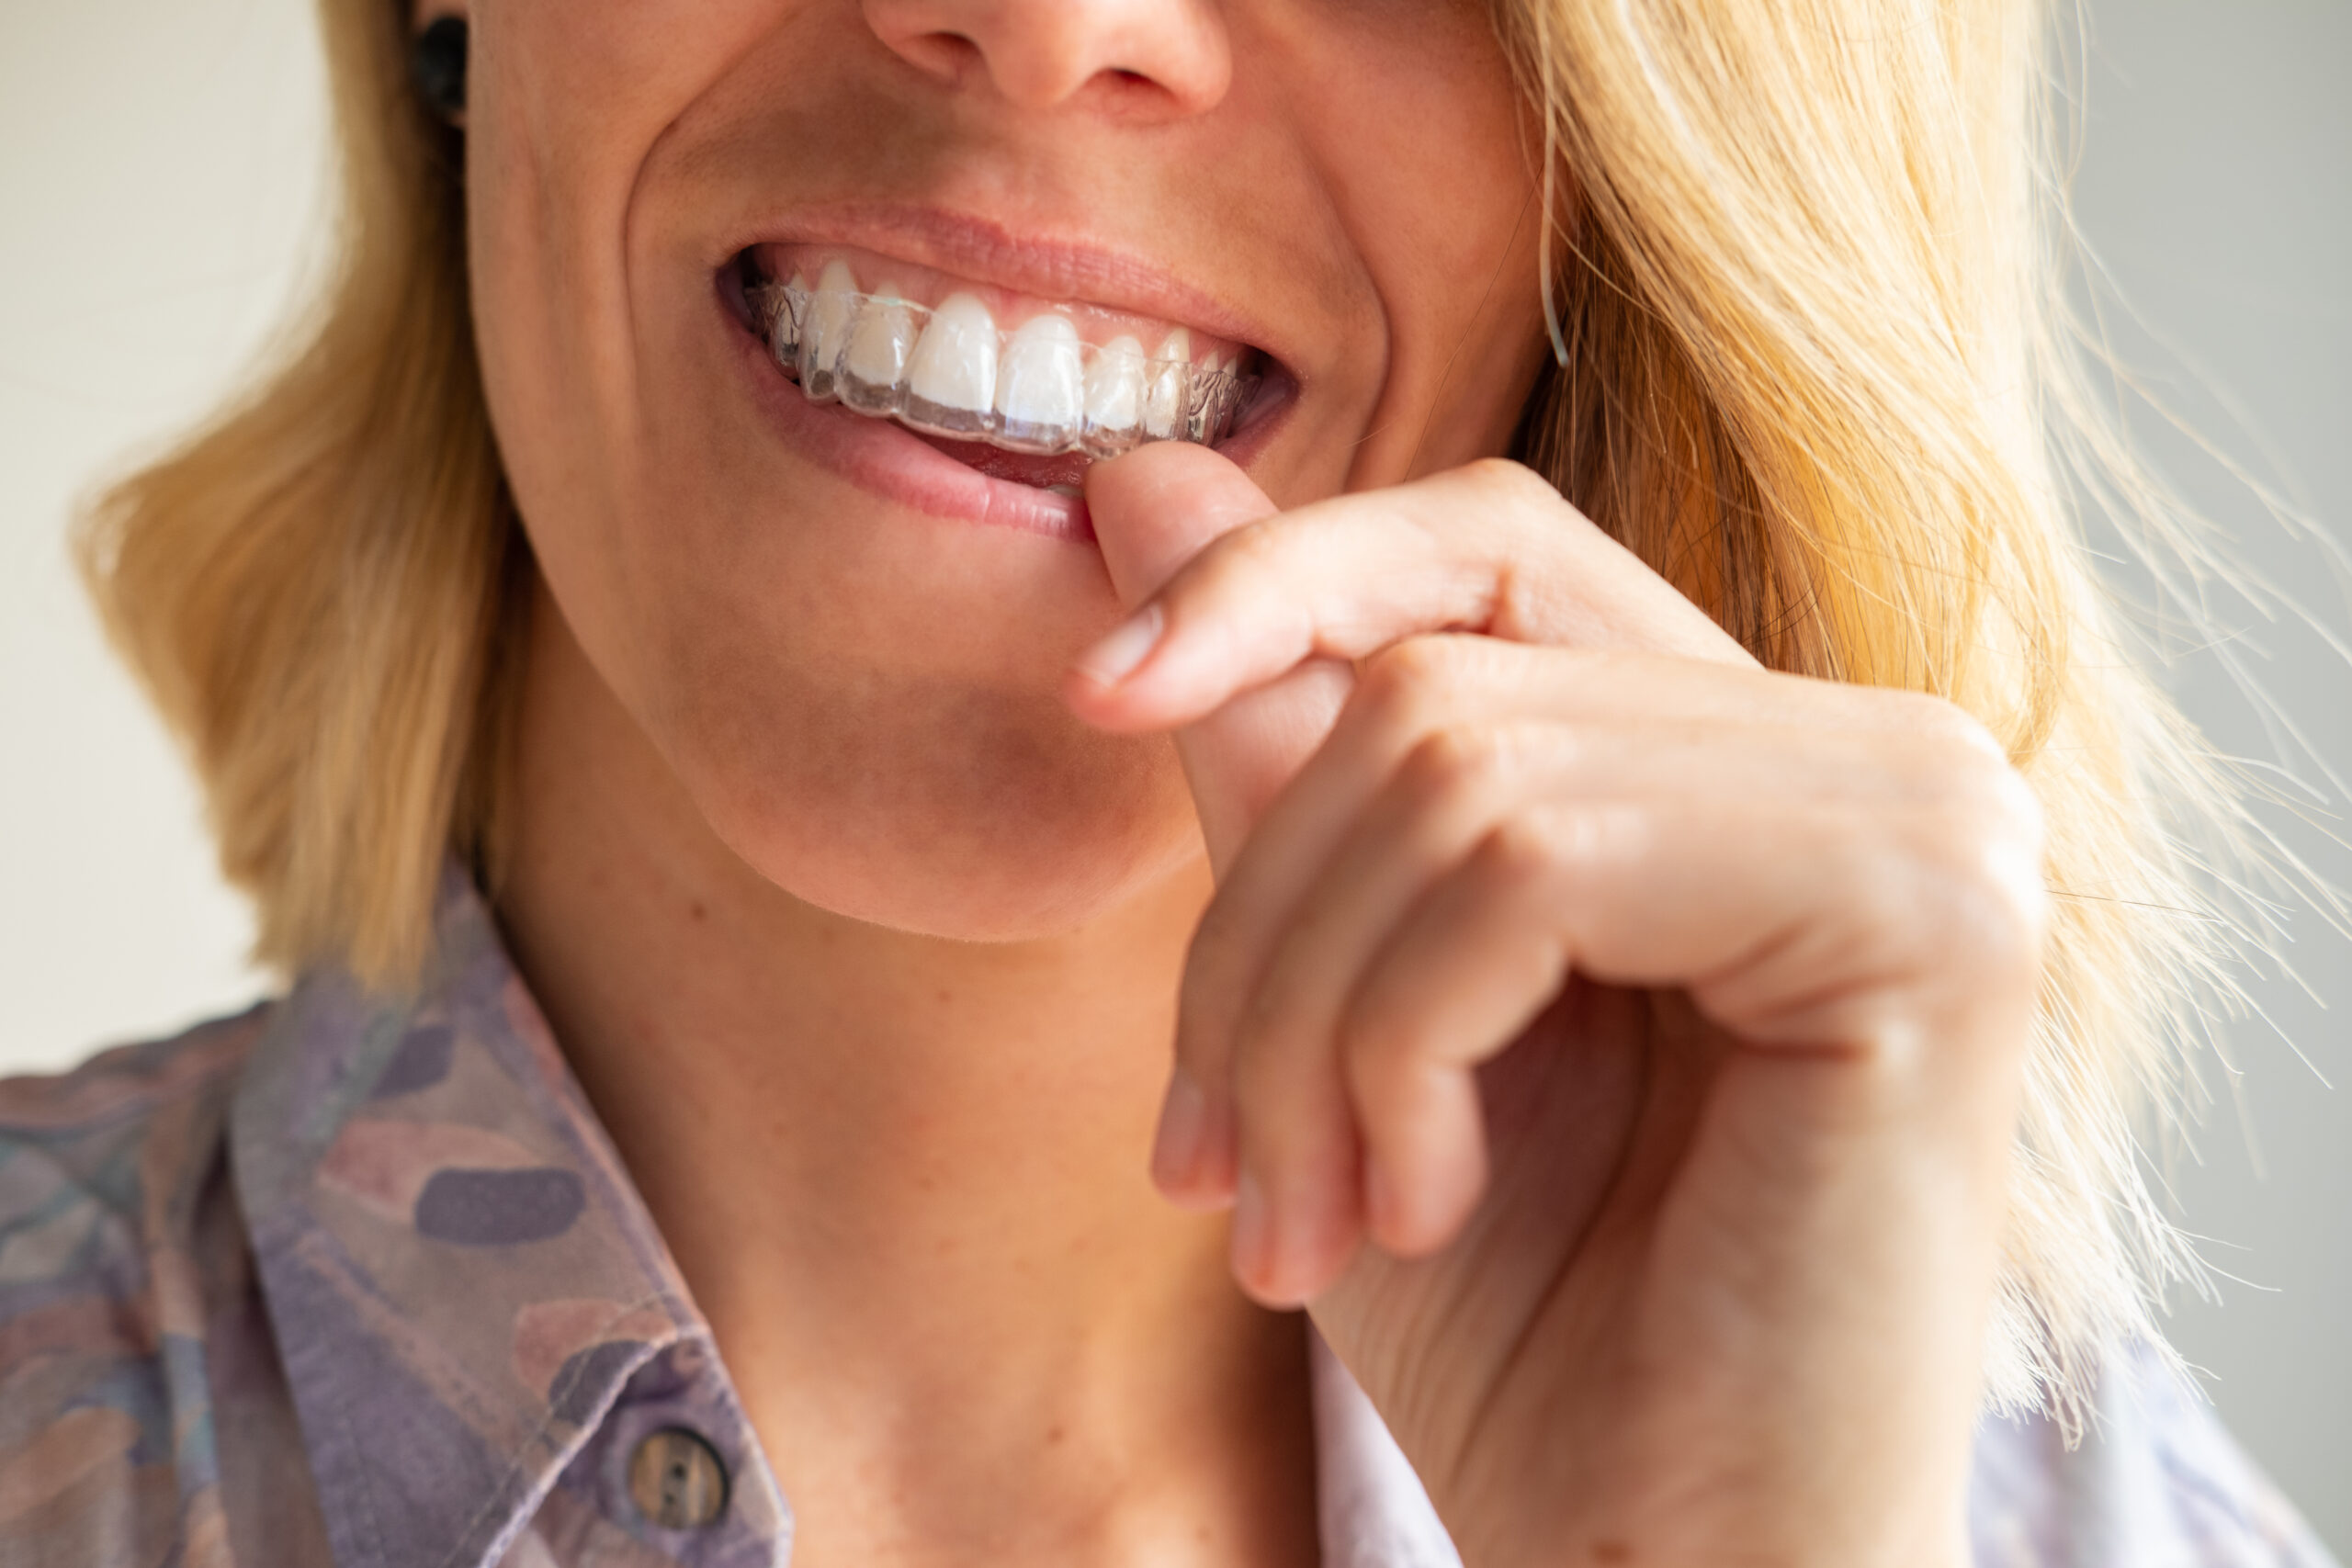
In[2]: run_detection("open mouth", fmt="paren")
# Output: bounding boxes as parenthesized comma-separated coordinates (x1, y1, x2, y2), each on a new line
(724, 244, 1278, 492)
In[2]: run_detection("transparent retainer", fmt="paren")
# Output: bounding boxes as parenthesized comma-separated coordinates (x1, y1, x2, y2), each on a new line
(750, 280, 1259, 459)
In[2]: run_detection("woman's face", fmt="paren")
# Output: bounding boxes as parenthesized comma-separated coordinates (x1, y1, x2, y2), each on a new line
(464, 0, 1550, 937)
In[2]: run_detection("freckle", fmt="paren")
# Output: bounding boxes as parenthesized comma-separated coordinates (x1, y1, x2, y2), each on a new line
(1046, 1424, 1065, 1445)
(1592, 1542, 1631, 1563)
(688, 900, 707, 921)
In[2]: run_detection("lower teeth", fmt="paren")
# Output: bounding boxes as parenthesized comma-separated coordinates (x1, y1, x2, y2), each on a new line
(751, 278, 1256, 461)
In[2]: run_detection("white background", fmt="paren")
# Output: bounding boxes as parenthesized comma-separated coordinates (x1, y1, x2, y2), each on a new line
(2, 0, 2345, 1551)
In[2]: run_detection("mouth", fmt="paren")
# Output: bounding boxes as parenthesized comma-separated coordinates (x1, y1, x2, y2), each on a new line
(721, 243, 1284, 495)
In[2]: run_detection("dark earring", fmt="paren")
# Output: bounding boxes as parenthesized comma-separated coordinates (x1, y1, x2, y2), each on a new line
(413, 16, 469, 122)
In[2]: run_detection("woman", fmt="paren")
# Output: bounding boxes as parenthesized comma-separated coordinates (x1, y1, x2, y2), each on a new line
(0, 0, 2335, 1563)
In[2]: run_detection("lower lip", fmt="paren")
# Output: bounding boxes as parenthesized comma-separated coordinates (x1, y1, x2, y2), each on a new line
(725, 299, 1100, 543)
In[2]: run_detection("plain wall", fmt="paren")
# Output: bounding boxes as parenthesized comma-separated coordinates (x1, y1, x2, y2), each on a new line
(2, 0, 2345, 1551)
(2072, 2, 2352, 1547)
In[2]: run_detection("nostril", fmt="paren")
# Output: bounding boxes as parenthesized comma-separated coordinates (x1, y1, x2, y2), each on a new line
(884, 28, 986, 85)
(928, 30, 984, 65)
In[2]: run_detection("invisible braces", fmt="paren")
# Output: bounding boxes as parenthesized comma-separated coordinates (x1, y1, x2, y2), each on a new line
(751, 279, 1260, 459)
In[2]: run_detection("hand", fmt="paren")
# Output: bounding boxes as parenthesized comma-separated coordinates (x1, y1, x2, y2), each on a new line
(1065, 445, 2045, 1568)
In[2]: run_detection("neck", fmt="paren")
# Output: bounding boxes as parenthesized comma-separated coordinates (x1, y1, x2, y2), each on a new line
(495, 598, 1317, 1568)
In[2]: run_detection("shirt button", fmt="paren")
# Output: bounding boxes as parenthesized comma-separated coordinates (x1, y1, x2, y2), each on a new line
(628, 1427, 729, 1529)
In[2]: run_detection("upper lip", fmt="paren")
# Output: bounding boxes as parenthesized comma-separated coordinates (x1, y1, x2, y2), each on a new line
(718, 201, 1286, 376)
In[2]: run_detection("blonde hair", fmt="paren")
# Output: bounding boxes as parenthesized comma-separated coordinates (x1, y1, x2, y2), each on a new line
(81, 0, 2248, 1420)
(79, 0, 523, 993)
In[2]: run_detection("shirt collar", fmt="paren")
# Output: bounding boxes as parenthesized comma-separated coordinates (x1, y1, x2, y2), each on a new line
(233, 868, 1457, 1568)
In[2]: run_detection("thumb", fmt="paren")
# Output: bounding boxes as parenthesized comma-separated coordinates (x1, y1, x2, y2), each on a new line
(1081, 445, 1354, 878)
(1085, 440, 1277, 607)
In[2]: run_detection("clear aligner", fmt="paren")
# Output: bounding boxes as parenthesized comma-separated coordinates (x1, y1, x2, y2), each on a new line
(750, 276, 1259, 459)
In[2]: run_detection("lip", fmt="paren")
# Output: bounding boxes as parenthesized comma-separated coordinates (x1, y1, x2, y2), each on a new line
(725, 301, 1095, 541)
(714, 209, 1295, 544)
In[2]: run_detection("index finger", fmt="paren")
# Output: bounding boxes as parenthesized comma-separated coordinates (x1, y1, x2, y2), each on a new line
(1068, 457, 1754, 735)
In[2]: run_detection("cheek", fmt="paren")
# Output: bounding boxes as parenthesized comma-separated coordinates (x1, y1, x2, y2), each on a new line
(1263, 10, 1548, 482)
(466, 0, 791, 658)
(465, 15, 653, 707)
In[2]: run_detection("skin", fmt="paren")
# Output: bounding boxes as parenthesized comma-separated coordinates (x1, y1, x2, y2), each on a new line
(444, 1, 2043, 1565)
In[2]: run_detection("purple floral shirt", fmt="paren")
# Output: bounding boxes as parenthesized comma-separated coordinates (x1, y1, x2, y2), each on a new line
(0, 875, 2337, 1568)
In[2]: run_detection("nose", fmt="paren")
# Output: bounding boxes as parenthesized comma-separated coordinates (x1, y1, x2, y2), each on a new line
(862, 0, 1231, 118)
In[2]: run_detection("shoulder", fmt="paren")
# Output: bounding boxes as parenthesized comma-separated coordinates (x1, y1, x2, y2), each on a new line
(0, 1002, 272, 1257)
(1970, 1344, 2342, 1567)
(0, 998, 277, 1339)
(0, 1002, 282, 1559)
(1, 1001, 272, 1156)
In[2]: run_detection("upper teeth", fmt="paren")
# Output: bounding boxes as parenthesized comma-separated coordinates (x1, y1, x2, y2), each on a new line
(752, 261, 1256, 459)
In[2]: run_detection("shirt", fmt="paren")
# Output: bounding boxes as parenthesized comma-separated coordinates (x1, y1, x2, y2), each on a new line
(0, 872, 2338, 1568)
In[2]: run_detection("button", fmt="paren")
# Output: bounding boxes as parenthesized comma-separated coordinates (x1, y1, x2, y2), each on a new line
(628, 1427, 729, 1529)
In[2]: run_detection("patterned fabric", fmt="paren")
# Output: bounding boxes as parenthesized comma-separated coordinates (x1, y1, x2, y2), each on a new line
(0, 874, 2338, 1568)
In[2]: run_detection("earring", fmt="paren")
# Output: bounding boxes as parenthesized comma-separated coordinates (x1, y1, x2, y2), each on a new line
(413, 15, 469, 122)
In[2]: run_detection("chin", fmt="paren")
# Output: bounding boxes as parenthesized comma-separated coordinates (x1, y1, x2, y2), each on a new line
(677, 685, 1208, 943)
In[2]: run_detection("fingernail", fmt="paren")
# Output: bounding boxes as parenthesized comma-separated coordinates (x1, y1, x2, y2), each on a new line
(1231, 1168, 1274, 1288)
(1150, 1066, 1209, 1190)
(1075, 603, 1163, 687)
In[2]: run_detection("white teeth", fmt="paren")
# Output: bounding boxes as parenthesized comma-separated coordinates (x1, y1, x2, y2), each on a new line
(994, 313, 1084, 451)
(756, 265, 1256, 458)
(841, 286, 917, 414)
(798, 260, 859, 400)
(906, 293, 999, 434)
(767, 272, 811, 369)
(1082, 335, 1145, 457)
(1190, 350, 1232, 442)
(1142, 330, 1191, 442)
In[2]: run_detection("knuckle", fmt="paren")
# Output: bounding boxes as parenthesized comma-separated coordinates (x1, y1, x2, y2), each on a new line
(1892, 695, 2046, 823)
(1957, 811, 2050, 962)
(1902, 803, 2050, 980)
(1378, 634, 1464, 688)
(1456, 456, 1557, 512)
(1920, 739, 2047, 866)
(1355, 637, 1459, 727)
(1950, 749, 2041, 833)
(1395, 725, 1507, 815)
(1903, 691, 2009, 765)
(1479, 807, 1574, 889)
(1224, 514, 1289, 570)
(1984, 762, 2048, 850)
(1188, 517, 1287, 604)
